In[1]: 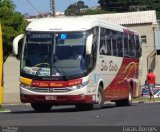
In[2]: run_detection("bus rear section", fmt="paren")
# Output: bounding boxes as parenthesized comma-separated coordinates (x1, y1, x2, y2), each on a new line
(13, 17, 141, 112)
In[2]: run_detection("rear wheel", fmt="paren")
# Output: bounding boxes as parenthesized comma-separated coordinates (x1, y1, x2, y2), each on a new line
(31, 103, 53, 112)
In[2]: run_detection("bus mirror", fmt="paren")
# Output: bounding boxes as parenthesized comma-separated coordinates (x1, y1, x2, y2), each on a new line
(86, 34, 93, 55)
(13, 34, 24, 55)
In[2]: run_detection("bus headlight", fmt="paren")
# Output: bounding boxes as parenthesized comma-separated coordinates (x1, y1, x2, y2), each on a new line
(70, 81, 89, 90)
(20, 83, 31, 89)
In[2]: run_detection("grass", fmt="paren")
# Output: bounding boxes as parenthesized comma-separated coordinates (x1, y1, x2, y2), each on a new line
(0, 105, 10, 112)
(133, 97, 160, 102)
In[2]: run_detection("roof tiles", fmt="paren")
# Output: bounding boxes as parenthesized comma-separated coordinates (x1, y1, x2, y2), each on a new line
(84, 10, 157, 25)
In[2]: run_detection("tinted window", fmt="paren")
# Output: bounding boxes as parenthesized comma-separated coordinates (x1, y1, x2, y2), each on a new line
(123, 33, 129, 57)
(135, 35, 141, 58)
(99, 28, 112, 56)
(112, 31, 117, 56)
(128, 34, 136, 58)
(117, 32, 123, 57)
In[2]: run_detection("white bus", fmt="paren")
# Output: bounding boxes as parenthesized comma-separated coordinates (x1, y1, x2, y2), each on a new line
(13, 17, 141, 112)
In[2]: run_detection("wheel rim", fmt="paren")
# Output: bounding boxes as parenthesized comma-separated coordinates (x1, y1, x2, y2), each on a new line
(96, 91, 102, 104)
(128, 89, 132, 102)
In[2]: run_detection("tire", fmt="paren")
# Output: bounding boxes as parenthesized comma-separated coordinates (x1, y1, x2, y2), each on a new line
(125, 86, 133, 106)
(116, 85, 133, 107)
(31, 103, 53, 112)
(93, 85, 105, 109)
(75, 85, 104, 110)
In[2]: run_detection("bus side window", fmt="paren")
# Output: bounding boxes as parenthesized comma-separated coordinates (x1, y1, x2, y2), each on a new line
(99, 39, 106, 55)
(135, 35, 141, 58)
(92, 27, 98, 62)
(106, 38, 111, 56)
(88, 27, 99, 71)
(99, 28, 112, 56)
(133, 35, 137, 58)
(123, 33, 129, 57)
(128, 34, 136, 58)
(99, 28, 106, 55)
(117, 32, 123, 57)
(106, 29, 112, 56)
(112, 31, 117, 56)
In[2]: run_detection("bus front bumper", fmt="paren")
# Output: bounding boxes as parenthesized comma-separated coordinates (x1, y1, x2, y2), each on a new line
(20, 94, 93, 104)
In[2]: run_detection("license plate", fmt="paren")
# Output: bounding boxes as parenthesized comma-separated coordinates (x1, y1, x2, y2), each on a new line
(45, 96, 57, 100)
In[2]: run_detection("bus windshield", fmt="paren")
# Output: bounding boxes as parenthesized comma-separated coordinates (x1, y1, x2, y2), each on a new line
(21, 32, 87, 78)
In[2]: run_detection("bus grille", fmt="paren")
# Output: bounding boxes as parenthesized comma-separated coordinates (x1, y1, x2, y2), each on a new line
(29, 87, 72, 93)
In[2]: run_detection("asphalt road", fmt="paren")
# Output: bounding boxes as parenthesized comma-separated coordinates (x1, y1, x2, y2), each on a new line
(0, 102, 160, 132)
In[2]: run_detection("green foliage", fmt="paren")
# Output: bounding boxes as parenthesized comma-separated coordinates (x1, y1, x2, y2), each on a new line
(0, 0, 28, 62)
(65, 1, 107, 16)
(80, 9, 108, 15)
(98, 0, 160, 18)
(65, 1, 88, 16)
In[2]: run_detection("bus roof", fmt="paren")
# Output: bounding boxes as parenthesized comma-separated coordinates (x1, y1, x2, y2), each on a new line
(26, 17, 139, 35)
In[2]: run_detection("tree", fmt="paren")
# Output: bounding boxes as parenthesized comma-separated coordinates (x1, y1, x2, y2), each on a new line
(98, 0, 160, 18)
(65, 1, 89, 16)
(0, 0, 28, 62)
(79, 8, 108, 15)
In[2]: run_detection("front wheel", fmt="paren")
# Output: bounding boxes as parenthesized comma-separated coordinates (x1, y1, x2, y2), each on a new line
(31, 103, 53, 112)
(93, 85, 105, 109)
(75, 85, 104, 110)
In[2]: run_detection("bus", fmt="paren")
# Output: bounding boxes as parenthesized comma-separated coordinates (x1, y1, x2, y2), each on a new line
(13, 17, 141, 112)
(0, 23, 4, 105)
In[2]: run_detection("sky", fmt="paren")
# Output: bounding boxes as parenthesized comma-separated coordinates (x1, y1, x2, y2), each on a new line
(12, 0, 99, 15)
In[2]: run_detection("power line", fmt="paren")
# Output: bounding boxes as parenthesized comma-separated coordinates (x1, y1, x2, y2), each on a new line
(26, 0, 44, 17)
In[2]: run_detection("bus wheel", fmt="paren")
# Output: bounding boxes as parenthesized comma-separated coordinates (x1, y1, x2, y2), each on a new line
(116, 85, 133, 107)
(93, 85, 105, 110)
(75, 86, 104, 110)
(125, 85, 133, 106)
(31, 103, 53, 112)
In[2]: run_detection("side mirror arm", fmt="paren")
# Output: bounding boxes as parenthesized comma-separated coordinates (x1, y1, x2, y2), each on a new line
(13, 34, 24, 55)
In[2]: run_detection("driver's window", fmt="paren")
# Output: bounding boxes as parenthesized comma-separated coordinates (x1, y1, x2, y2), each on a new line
(87, 27, 99, 71)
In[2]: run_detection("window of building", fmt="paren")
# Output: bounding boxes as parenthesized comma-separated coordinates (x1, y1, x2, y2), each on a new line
(141, 35, 147, 44)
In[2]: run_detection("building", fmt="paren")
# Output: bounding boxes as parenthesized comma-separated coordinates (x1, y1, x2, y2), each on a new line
(26, 11, 65, 22)
(84, 10, 159, 86)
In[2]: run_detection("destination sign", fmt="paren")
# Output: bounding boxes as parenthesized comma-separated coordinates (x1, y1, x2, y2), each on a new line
(28, 33, 52, 43)
(30, 34, 52, 39)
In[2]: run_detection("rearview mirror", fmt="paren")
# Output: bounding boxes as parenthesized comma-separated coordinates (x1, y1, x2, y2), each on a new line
(13, 34, 24, 55)
(86, 34, 93, 55)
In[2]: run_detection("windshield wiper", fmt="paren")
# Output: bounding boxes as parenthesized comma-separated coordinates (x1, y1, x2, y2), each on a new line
(52, 55, 68, 80)
(35, 54, 49, 76)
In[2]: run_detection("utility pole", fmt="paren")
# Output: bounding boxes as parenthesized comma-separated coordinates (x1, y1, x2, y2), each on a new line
(50, 0, 55, 17)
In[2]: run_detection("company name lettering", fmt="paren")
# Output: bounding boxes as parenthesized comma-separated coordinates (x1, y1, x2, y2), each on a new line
(69, 80, 81, 86)
(50, 83, 63, 87)
(101, 60, 118, 72)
